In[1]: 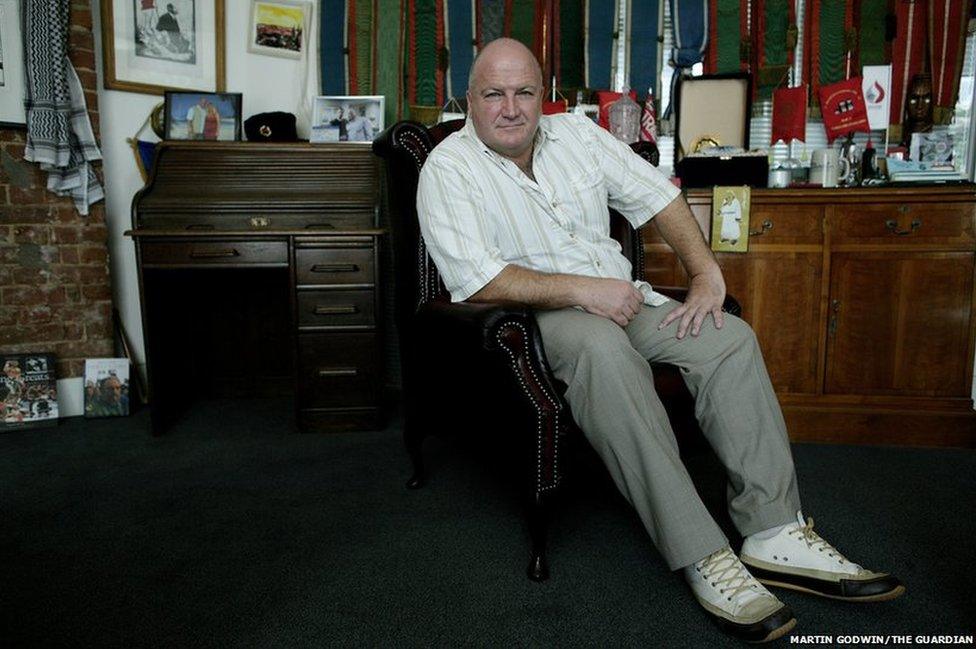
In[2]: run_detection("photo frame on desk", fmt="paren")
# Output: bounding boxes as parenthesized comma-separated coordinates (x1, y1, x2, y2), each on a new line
(163, 91, 242, 141)
(101, 0, 226, 94)
(0, 0, 26, 127)
(673, 73, 752, 163)
(310, 95, 385, 143)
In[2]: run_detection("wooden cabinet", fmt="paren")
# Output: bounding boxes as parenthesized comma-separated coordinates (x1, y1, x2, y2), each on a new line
(129, 142, 384, 435)
(644, 186, 976, 446)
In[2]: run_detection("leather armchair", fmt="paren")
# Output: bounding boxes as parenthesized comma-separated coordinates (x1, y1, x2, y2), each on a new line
(372, 119, 741, 581)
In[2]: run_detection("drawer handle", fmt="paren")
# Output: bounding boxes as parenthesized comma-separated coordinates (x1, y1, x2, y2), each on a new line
(304, 223, 335, 229)
(748, 219, 773, 237)
(185, 224, 215, 231)
(189, 249, 241, 259)
(312, 263, 359, 273)
(318, 367, 359, 378)
(314, 305, 359, 315)
(884, 219, 921, 236)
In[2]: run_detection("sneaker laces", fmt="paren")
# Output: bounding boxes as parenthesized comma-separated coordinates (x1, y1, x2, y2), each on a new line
(698, 548, 763, 602)
(790, 517, 856, 566)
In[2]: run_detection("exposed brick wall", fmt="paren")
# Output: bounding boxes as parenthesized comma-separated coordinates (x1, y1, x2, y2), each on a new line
(0, 1, 111, 378)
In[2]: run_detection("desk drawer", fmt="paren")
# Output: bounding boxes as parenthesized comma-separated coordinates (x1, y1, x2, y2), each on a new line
(829, 203, 975, 245)
(140, 240, 288, 266)
(747, 205, 823, 244)
(296, 246, 374, 286)
(297, 289, 375, 328)
(298, 333, 379, 408)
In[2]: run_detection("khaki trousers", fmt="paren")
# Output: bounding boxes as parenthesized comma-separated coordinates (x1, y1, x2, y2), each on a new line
(535, 301, 802, 570)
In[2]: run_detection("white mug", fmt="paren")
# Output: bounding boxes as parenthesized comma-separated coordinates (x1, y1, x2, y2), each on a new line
(809, 149, 848, 188)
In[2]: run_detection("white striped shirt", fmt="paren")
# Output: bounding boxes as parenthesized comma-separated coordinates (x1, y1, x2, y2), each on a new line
(416, 112, 681, 303)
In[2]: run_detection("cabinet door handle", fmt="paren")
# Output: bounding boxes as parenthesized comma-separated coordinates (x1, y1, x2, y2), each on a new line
(748, 219, 773, 237)
(828, 299, 841, 336)
(885, 219, 922, 236)
(312, 263, 359, 273)
(189, 249, 240, 259)
(314, 305, 358, 315)
(318, 367, 359, 378)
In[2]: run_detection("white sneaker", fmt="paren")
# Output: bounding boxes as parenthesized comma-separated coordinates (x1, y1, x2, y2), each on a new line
(740, 512, 905, 602)
(685, 547, 796, 643)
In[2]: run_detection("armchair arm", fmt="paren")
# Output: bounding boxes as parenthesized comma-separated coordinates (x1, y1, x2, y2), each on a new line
(414, 297, 566, 493)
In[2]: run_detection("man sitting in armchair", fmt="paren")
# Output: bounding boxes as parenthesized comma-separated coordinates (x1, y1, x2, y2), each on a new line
(416, 37, 904, 643)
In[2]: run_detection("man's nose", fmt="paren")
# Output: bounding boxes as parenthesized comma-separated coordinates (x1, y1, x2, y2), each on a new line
(501, 94, 519, 117)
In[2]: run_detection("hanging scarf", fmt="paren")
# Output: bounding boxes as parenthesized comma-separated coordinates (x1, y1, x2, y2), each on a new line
(889, 0, 926, 128)
(446, 0, 475, 99)
(585, 0, 616, 89)
(707, 0, 750, 74)
(805, 0, 853, 106)
(321, 0, 347, 94)
(928, 0, 972, 124)
(670, 0, 708, 68)
(557, 0, 584, 88)
(753, 0, 797, 101)
(629, 0, 660, 98)
(23, 0, 102, 215)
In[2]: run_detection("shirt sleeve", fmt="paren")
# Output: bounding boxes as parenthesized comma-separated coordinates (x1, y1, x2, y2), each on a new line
(416, 152, 508, 302)
(580, 116, 681, 229)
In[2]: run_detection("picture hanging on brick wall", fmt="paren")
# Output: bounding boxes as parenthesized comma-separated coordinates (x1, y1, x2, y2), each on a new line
(0, 0, 26, 126)
(84, 359, 130, 418)
(101, 0, 226, 95)
(1, 353, 59, 430)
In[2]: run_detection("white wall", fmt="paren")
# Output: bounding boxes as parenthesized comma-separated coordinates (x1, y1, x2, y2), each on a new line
(92, 4, 316, 381)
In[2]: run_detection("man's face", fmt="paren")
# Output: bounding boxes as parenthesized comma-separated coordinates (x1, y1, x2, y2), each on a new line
(101, 377, 122, 404)
(466, 44, 542, 161)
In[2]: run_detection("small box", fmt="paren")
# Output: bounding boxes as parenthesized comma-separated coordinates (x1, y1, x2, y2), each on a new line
(673, 73, 767, 188)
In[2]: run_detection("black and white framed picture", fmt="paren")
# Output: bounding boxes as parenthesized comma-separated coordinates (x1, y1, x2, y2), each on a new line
(310, 95, 384, 143)
(0, 0, 26, 127)
(163, 91, 242, 140)
(101, 0, 226, 94)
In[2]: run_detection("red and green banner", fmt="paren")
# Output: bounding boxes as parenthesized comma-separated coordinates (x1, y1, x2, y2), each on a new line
(928, 0, 973, 124)
(706, 0, 750, 75)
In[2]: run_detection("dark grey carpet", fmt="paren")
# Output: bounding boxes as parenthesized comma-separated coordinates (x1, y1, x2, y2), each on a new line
(1, 399, 974, 648)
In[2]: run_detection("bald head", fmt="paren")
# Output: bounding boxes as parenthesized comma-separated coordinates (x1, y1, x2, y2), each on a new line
(468, 38, 543, 92)
(465, 37, 544, 165)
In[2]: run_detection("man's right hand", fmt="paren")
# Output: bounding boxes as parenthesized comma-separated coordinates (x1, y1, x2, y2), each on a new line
(575, 277, 644, 327)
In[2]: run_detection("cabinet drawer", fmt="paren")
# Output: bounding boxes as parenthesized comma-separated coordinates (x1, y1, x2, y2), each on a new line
(748, 205, 823, 244)
(297, 289, 375, 328)
(830, 203, 975, 244)
(296, 246, 374, 286)
(298, 333, 379, 408)
(140, 240, 287, 266)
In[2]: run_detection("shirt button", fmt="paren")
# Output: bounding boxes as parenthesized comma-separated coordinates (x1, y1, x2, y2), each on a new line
(595, 261, 602, 267)
(569, 233, 576, 239)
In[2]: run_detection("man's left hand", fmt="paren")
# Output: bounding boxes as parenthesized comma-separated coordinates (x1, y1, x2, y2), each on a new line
(658, 270, 727, 339)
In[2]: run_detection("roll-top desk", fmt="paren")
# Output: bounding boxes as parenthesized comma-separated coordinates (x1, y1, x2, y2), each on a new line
(128, 142, 384, 435)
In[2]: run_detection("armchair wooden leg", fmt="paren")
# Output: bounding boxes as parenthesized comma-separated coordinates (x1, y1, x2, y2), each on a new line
(526, 492, 550, 581)
(404, 423, 426, 489)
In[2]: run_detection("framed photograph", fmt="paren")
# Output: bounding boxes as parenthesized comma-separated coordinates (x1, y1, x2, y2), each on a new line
(311, 95, 385, 143)
(0, 0, 26, 127)
(164, 91, 242, 140)
(1, 353, 59, 430)
(247, 0, 312, 60)
(84, 359, 131, 418)
(710, 186, 751, 254)
(101, 0, 226, 95)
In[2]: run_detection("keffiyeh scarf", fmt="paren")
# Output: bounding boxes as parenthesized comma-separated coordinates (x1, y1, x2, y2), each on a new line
(23, 0, 103, 215)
